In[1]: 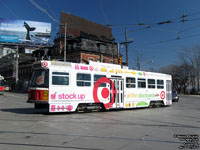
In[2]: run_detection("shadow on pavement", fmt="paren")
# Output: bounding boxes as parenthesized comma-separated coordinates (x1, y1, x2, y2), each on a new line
(1, 108, 49, 115)
(1, 105, 167, 115)
(1, 108, 74, 115)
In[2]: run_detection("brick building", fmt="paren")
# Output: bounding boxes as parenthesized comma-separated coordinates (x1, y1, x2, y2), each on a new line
(54, 11, 120, 64)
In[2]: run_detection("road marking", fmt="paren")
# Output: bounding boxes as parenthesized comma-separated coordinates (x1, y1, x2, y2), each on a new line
(5, 93, 26, 99)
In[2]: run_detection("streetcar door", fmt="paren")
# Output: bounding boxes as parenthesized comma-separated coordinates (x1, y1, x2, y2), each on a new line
(110, 78, 124, 108)
(166, 80, 172, 105)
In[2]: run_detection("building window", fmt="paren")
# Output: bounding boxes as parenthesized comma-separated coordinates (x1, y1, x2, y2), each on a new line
(87, 42, 95, 48)
(138, 78, 146, 88)
(52, 72, 69, 85)
(126, 77, 136, 88)
(157, 80, 164, 89)
(100, 44, 105, 53)
(77, 73, 91, 86)
(148, 79, 155, 89)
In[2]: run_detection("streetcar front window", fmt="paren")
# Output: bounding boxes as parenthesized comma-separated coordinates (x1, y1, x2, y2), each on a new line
(30, 69, 49, 88)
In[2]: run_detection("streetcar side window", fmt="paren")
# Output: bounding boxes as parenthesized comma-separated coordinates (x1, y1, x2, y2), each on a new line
(94, 74, 106, 87)
(77, 73, 91, 86)
(126, 77, 136, 88)
(157, 80, 164, 89)
(52, 72, 69, 85)
(138, 78, 146, 88)
(148, 79, 155, 89)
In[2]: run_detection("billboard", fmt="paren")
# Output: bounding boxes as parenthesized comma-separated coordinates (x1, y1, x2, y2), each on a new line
(0, 18, 51, 45)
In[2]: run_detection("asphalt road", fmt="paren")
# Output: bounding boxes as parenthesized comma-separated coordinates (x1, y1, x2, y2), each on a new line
(0, 92, 199, 150)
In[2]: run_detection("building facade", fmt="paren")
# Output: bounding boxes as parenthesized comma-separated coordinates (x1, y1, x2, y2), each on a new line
(54, 11, 120, 64)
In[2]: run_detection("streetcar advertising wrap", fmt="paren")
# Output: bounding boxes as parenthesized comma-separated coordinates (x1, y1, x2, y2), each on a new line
(28, 61, 172, 113)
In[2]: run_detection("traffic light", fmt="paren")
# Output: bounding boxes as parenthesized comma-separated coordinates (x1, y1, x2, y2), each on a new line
(118, 57, 122, 65)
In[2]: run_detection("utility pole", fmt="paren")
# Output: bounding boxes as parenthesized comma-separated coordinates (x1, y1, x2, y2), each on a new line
(15, 46, 19, 87)
(112, 39, 115, 63)
(64, 23, 67, 62)
(112, 46, 114, 63)
(120, 27, 133, 67)
(137, 55, 140, 70)
(125, 26, 128, 66)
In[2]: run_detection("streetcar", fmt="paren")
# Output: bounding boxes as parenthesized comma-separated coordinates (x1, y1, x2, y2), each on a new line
(27, 60, 172, 113)
(0, 75, 5, 95)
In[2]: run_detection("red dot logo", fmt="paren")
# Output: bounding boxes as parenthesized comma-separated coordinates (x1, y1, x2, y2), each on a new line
(42, 61, 48, 67)
(93, 77, 116, 109)
(101, 88, 110, 99)
(160, 91, 165, 100)
(89, 66, 94, 71)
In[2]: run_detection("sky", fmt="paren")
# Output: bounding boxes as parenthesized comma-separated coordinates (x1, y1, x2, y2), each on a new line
(1, 0, 200, 71)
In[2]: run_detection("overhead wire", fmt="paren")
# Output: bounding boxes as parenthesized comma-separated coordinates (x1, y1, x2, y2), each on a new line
(180, 24, 200, 33)
(0, 0, 19, 19)
(148, 26, 177, 33)
(99, 0, 110, 25)
(110, 9, 200, 38)
(17, 1, 200, 48)
(28, 0, 59, 23)
(28, 0, 79, 40)
(28, 0, 78, 42)
(144, 32, 200, 46)
(186, 10, 200, 17)
(43, 0, 60, 40)
(43, 0, 59, 22)
(138, 0, 144, 26)
(115, 9, 200, 48)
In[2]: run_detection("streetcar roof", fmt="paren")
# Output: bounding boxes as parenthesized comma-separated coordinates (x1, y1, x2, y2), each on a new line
(33, 60, 171, 79)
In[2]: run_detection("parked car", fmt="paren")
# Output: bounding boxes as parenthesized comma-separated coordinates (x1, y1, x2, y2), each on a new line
(172, 91, 179, 102)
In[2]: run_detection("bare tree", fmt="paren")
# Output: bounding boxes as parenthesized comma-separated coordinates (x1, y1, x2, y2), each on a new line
(179, 45, 200, 93)
(160, 63, 193, 94)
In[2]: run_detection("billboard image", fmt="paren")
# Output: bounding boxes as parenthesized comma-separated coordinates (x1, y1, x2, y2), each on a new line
(0, 18, 51, 45)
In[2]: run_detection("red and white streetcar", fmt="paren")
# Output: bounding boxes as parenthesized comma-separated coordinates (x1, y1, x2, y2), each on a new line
(27, 60, 172, 113)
